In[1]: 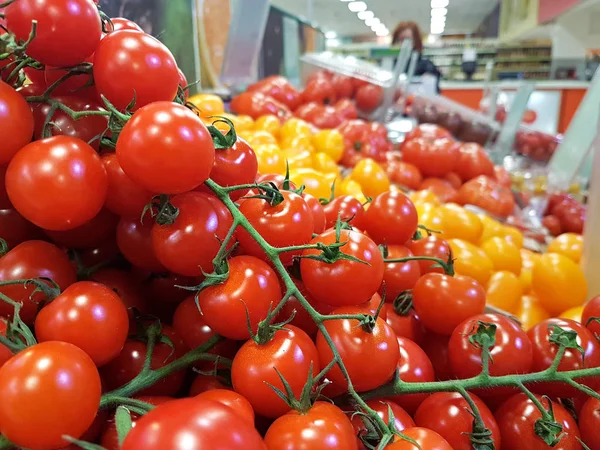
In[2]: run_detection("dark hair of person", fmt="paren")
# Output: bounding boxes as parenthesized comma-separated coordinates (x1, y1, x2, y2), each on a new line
(391, 21, 423, 53)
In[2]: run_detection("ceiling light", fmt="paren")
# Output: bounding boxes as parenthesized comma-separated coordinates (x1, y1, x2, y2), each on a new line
(431, 16, 446, 25)
(376, 29, 390, 36)
(348, 1, 367, 12)
(431, 0, 449, 7)
(325, 31, 338, 39)
(430, 23, 445, 31)
(358, 10, 374, 20)
(431, 7, 448, 17)
(365, 17, 380, 27)
(372, 22, 387, 32)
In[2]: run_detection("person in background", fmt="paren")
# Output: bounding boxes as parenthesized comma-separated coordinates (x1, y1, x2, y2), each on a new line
(392, 21, 441, 92)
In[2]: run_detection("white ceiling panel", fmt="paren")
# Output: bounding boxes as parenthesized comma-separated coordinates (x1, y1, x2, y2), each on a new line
(270, 0, 499, 37)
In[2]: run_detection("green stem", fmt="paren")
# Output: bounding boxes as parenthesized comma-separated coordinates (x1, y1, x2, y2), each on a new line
(384, 256, 454, 276)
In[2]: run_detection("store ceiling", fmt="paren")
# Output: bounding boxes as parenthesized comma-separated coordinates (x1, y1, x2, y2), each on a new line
(270, 0, 500, 37)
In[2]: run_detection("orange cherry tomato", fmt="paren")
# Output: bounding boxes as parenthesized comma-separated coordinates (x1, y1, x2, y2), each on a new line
(502, 225, 524, 249)
(280, 118, 313, 141)
(519, 249, 541, 293)
(255, 114, 281, 139)
(254, 144, 285, 175)
(478, 214, 505, 244)
(531, 253, 587, 315)
(282, 148, 313, 170)
(279, 134, 315, 153)
(547, 233, 583, 263)
(559, 306, 584, 322)
(516, 294, 550, 331)
(245, 131, 278, 148)
(481, 237, 522, 275)
(350, 158, 390, 199)
(409, 190, 441, 207)
(486, 271, 523, 314)
(312, 129, 344, 163)
(439, 204, 483, 244)
(312, 152, 341, 178)
(188, 93, 225, 117)
(289, 168, 331, 200)
(448, 239, 494, 286)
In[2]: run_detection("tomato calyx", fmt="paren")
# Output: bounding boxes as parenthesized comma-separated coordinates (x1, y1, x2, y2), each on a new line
(0, 238, 7, 257)
(548, 325, 585, 361)
(300, 218, 369, 266)
(206, 116, 238, 150)
(354, 405, 411, 450)
(143, 194, 180, 226)
(393, 291, 413, 316)
(532, 396, 567, 446)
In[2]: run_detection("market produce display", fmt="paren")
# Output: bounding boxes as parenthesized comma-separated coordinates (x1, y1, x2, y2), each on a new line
(0, 2, 598, 450)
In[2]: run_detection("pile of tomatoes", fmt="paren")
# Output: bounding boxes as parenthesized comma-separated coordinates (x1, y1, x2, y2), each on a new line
(1, 1, 599, 450)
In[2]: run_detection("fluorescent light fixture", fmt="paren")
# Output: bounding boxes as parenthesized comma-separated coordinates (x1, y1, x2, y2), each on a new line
(376, 29, 390, 36)
(327, 38, 341, 47)
(358, 10, 374, 20)
(372, 22, 387, 32)
(365, 17, 380, 27)
(348, 1, 367, 12)
(325, 31, 338, 39)
(431, 16, 446, 25)
(431, 7, 448, 17)
(431, 0, 449, 7)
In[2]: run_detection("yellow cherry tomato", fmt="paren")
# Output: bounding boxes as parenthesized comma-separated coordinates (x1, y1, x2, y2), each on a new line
(245, 131, 278, 148)
(481, 237, 522, 275)
(440, 204, 483, 244)
(547, 233, 584, 263)
(232, 114, 254, 132)
(409, 190, 441, 206)
(188, 93, 224, 117)
(419, 206, 445, 233)
(502, 225, 524, 249)
(254, 115, 281, 139)
(516, 295, 551, 331)
(282, 148, 313, 170)
(289, 168, 331, 200)
(350, 159, 390, 199)
(486, 271, 523, 314)
(279, 134, 315, 153)
(312, 129, 344, 162)
(478, 214, 505, 244)
(280, 118, 313, 141)
(448, 239, 494, 286)
(519, 249, 541, 293)
(254, 144, 285, 175)
(333, 177, 367, 203)
(312, 152, 341, 178)
(531, 253, 588, 315)
(559, 306, 584, 322)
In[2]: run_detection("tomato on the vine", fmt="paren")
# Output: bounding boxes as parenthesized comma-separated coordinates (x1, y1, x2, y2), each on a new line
(198, 255, 282, 340)
(303, 193, 326, 234)
(5, 0, 102, 67)
(352, 400, 414, 449)
(232, 325, 319, 418)
(387, 427, 453, 450)
(364, 191, 418, 245)
(89, 268, 146, 315)
(35, 281, 129, 366)
(94, 31, 179, 110)
(116, 215, 165, 272)
(117, 102, 215, 194)
(0, 80, 34, 165)
(44, 207, 118, 249)
(381, 304, 426, 344)
(264, 401, 357, 450)
(0, 341, 101, 450)
(237, 191, 314, 266)
(381, 245, 421, 301)
(414, 392, 501, 450)
(406, 236, 453, 275)
(6, 136, 108, 230)
(121, 398, 266, 450)
(301, 229, 384, 307)
(0, 208, 45, 249)
(189, 374, 230, 396)
(152, 192, 234, 276)
(0, 240, 77, 324)
(109, 17, 144, 33)
(582, 295, 600, 337)
(316, 306, 399, 392)
(579, 395, 600, 450)
(195, 389, 255, 425)
(323, 195, 367, 230)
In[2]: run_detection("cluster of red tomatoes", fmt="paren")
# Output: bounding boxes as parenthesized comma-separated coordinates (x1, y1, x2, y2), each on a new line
(543, 192, 586, 236)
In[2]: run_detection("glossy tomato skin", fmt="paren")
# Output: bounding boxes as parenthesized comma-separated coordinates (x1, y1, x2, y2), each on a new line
(35, 281, 129, 366)
(457, 175, 515, 219)
(109, 17, 144, 32)
(94, 31, 179, 110)
(238, 191, 314, 266)
(264, 401, 357, 450)
(352, 399, 414, 449)
(0, 341, 101, 450)
(381, 304, 426, 344)
(301, 229, 384, 307)
(43, 59, 97, 100)
(152, 192, 234, 276)
(195, 389, 255, 425)
(356, 84, 383, 112)
(230, 91, 292, 120)
(302, 77, 336, 105)
(386, 160, 423, 190)
(0, 80, 34, 165)
(317, 306, 399, 392)
(579, 395, 600, 450)
(449, 313, 532, 380)
(527, 318, 600, 397)
(6, 136, 108, 230)
(381, 245, 421, 301)
(44, 207, 118, 249)
(116, 102, 215, 194)
(387, 336, 435, 413)
(455, 143, 494, 182)
(582, 295, 600, 337)
(198, 255, 282, 340)
(406, 236, 453, 275)
(421, 332, 453, 380)
(189, 374, 230, 396)
(100, 326, 186, 396)
(387, 427, 453, 450)
(89, 268, 146, 315)
(0, 166, 11, 209)
(172, 295, 238, 368)
(5, 0, 101, 67)
(207, 137, 258, 201)
(365, 191, 418, 245)
(102, 152, 155, 217)
(0, 320, 13, 368)
(0, 240, 77, 324)
(117, 215, 165, 272)
(0, 208, 45, 249)
(323, 195, 367, 230)
(121, 398, 267, 450)
(232, 325, 320, 418)
(495, 394, 581, 450)
(413, 273, 486, 335)
(303, 193, 326, 234)
(415, 392, 500, 450)
(401, 137, 459, 177)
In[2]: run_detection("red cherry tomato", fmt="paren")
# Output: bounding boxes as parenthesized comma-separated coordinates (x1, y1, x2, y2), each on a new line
(323, 195, 367, 230)
(582, 295, 600, 337)
(195, 389, 255, 425)
(401, 138, 459, 178)
(579, 395, 600, 450)
(0, 208, 45, 249)
(455, 143, 495, 182)
(302, 77, 336, 105)
(0, 80, 35, 166)
(230, 91, 291, 120)
(365, 191, 418, 245)
(109, 17, 144, 33)
(457, 175, 515, 219)
(44, 207, 118, 249)
(116, 215, 165, 272)
(381, 245, 421, 301)
(355, 84, 383, 112)
(387, 427, 453, 450)
(419, 178, 457, 203)
(352, 399, 414, 449)
(381, 304, 426, 345)
(406, 236, 453, 275)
